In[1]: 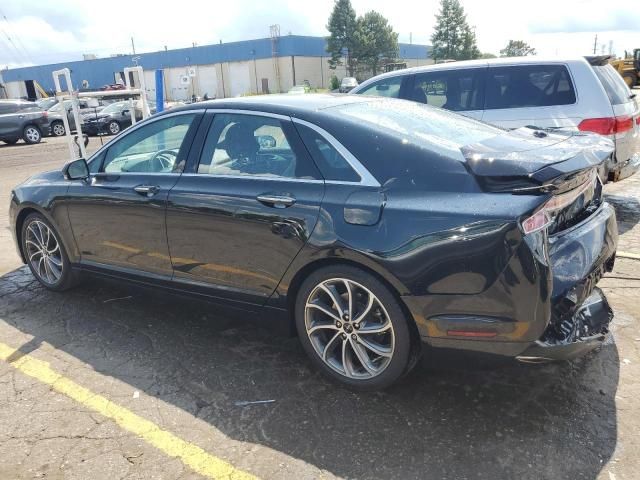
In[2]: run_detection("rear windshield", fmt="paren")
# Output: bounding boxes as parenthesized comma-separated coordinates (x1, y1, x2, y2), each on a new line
(485, 64, 576, 109)
(324, 99, 501, 157)
(592, 64, 632, 105)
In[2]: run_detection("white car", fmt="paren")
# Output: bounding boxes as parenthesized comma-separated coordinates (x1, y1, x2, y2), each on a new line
(351, 56, 640, 181)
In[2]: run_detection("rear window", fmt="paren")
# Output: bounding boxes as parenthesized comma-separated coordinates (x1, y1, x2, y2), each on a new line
(325, 99, 501, 158)
(592, 64, 631, 105)
(485, 65, 576, 109)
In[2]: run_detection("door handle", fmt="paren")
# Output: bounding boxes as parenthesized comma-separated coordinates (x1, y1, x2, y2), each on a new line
(134, 185, 160, 197)
(256, 194, 296, 208)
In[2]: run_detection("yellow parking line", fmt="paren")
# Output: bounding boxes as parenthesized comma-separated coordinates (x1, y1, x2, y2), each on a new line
(0, 341, 257, 480)
(618, 251, 640, 260)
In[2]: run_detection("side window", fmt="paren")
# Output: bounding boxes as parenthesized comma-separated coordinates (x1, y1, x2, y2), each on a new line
(485, 65, 576, 110)
(88, 151, 104, 174)
(355, 76, 403, 98)
(102, 114, 196, 173)
(412, 69, 484, 111)
(295, 123, 360, 182)
(0, 103, 17, 114)
(197, 113, 319, 179)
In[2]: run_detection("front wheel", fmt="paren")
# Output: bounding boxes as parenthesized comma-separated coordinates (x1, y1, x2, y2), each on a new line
(21, 213, 78, 291)
(23, 125, 42, 144)
(295, 265, 414, 390)
(108, 121, 121, 135)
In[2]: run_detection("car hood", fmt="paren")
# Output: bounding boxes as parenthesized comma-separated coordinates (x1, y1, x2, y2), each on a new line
(462, 127, 614, 192)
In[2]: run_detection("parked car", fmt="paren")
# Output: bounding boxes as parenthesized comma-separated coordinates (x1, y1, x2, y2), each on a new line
(35, 98, 58, 111)
(10, 95, 617, 389)
(48, 98, 107, 136)
(82, 101, 141, 135)
(351, 56, 640, 181)
(339, 77, 359, 93)
(288, 85, 309, 95)
(0, 99, 50, 145)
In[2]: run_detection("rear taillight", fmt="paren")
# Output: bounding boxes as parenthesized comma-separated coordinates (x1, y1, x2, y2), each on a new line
(578, 116, 633, 135)
(42, 111, 48, 118)
(521, 171, 597, 236)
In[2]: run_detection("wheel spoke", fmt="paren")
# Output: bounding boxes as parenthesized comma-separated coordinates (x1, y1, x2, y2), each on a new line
(349, 338, 376, 375)
(46, 258, 62, 280)
(307, 323, 339, 335)
(320, 284, 346, 314)
(28, 248, 43, 261)
(306, 301, 341, 322)
(358, 320, 392, 335)
(47, 255, 63, 267)
(343, 279, 353, 318)
(358, 337, 393, 358)
(341, 339, 355, 378)
(322, 332, 341, 361)
(354, 292, 375, 324)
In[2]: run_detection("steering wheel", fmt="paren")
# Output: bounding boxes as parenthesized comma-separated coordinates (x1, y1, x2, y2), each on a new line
(150, 150, 178, 172)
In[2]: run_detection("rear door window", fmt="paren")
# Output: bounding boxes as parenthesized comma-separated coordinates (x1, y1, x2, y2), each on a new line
(355, 76, 403, 98)
(485, 65, 576, 110)
(0, 103, 18, 114)
(411, 68, 485, 112)
(592, 64, 632, 105)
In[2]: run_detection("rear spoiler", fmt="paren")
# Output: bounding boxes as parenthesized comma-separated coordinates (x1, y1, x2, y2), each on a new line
(584, 55, 612, 66)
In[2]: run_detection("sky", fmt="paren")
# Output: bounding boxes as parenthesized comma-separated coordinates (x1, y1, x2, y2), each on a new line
(0, 0, 639, 69)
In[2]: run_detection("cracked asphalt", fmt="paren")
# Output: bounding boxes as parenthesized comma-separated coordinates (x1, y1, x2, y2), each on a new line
(1, 127, 640, 479)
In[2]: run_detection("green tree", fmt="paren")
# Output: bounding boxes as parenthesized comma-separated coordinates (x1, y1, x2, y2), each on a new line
(500, 40, 536, 57)
(479, 52, 497, 59)
(430, 0, 480, 61)
(326, 0, 358, 75)
(353, 11, 399, 76)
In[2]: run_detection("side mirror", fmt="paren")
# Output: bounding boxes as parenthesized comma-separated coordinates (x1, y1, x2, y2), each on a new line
(122, 109, 130, 116)
(62, 158, 89, 180)
(257, 135, 276, 149)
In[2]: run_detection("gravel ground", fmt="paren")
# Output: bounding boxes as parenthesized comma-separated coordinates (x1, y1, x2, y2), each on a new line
(0, 130, 639, 480)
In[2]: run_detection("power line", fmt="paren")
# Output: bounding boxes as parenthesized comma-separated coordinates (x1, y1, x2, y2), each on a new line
(0, 34, 22, 65)
(0, 8, 33, 63)
(0, 23, 27, 65)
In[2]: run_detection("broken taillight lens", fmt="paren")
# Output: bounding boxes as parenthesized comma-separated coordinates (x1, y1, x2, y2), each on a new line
(521, 209, 551, 235)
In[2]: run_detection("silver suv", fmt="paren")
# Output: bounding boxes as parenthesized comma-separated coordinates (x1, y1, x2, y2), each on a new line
(351, 56, 639, 181)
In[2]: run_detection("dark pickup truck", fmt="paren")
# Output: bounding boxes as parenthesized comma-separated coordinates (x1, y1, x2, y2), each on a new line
(0, 100, 50, 145)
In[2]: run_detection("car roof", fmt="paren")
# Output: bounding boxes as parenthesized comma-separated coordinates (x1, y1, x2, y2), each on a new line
(164, 93, 375, 118)
(354, 56, 592, 86)
(0, 99, 36, 105)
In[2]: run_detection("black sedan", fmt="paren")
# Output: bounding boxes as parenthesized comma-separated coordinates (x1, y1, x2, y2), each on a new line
(9, 95, 618, 389)
(82, 101, 141, 136)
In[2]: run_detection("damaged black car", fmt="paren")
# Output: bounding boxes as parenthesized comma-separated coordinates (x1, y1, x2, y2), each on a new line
(9, 95, 617, 389)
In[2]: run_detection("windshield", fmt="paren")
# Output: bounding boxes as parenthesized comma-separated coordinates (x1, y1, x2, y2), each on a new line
(101, 102, 127, 114)
(325, 99, 502, 157)
(37, 98, 57, 110)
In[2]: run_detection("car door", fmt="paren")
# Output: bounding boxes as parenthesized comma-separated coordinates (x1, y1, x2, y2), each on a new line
(482, 64, 581, 129)
(408, 67, 486, 120)
(166, 110, 325, 306)
(65, 111, 202, 277)
(0, 103, 19, 137)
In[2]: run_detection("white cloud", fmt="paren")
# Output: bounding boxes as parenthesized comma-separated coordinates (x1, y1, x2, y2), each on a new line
(0, 0, 638, 69)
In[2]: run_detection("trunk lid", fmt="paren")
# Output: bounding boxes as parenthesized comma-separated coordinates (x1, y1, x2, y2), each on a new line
(461, 126, 613, 193)
(462, 127, 614, 234)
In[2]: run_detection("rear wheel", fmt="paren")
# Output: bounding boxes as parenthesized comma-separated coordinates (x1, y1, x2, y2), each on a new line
(295, 265, 414, 390)
(108, 121, 121, 135)
(22, 125, 42, 144)
(51, 121, 66, 137)
(21, 213, 78, 291)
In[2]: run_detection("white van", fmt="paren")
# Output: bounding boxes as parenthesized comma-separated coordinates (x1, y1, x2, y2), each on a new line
(351, 56, 639, 181)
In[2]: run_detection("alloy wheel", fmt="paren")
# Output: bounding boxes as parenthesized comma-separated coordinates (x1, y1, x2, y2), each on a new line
(304, 278, 395, 379)
(109, 122, 120, 134)
(52, 123, 65, 136)
(24, 127, 41, 143)
(24, 220, 63, 285)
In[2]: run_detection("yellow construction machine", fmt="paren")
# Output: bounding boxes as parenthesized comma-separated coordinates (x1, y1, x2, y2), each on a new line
(610, 49, 640, 88)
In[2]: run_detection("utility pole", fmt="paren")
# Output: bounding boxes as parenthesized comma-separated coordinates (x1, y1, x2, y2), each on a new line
(592, 34, 597, 55)
(131, 37, 136, 55)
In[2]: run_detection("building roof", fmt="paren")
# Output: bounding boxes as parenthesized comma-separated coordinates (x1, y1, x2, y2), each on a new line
(1, 35, 431, 92)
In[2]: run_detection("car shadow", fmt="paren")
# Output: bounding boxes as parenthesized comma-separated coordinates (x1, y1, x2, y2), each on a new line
(605, 193, 640, 236)
(0, 267, 619, 480)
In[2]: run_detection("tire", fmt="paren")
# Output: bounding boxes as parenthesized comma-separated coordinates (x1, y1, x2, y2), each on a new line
(107, 121, 121, 135)
(2, 138, 18, 145)
(22, 125, 42, 144)
(295, 265, 414, 390)
(51, 121, 66, 137)
(21, 212, 78, 291)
